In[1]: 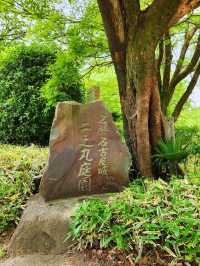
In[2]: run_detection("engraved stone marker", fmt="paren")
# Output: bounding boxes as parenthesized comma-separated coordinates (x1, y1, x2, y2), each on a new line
(40, 100, 131, 200)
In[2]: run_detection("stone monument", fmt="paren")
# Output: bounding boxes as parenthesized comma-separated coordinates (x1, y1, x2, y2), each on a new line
(40, 99, 131, 200)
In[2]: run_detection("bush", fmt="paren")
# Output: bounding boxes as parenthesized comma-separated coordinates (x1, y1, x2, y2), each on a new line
(69, 178, 200, 264)
(0, 44, 84, 146)
(0, 144, 48, 232)
(0, 44, 56, 145)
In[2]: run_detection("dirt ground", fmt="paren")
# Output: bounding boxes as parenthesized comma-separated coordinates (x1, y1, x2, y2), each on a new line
(0, 229, 196, 266)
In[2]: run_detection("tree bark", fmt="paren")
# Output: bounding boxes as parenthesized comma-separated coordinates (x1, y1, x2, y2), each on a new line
(122, 35, 162, 177)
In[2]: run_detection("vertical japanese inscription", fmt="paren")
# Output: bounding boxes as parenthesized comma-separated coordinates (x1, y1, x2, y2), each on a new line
(78, 122, 93, 192)
(98, 114, 109, 177)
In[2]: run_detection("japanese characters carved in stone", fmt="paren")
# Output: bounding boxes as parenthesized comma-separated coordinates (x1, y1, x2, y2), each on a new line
(40, 101, 131, 200)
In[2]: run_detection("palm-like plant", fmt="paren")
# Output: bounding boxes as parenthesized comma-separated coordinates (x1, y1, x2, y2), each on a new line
(153, 137, 191, 177)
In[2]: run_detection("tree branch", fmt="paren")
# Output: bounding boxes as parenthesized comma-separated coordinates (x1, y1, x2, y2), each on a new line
(163, 32, 172, 94)
(145, 0, 200, 42)
(162, 27, 199, 113)
(164, 31, 200, 108)
(169, 0, 200, 27)
(156, 38, 164, 93)
(170, 31, 200, 90)
(0, 0, 33, 17)
(0, 31, 26, 41)
(172, 61, 200, 121)
(172, 26, 197, 81)
(81, 61, 112, 79)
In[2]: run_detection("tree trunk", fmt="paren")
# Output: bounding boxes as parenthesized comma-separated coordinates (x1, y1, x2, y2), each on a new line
(120, 41, 162, 177)
(163, 116, 175, 142)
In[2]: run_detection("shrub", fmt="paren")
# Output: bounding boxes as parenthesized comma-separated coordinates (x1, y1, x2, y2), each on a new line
(0, 144, 48, 232)
(0, 44, 84, 146)
(0, 44, 56, 145)
(69, 178, 200, 264)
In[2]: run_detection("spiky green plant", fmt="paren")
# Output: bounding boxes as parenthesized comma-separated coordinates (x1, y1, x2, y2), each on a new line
(153, 137, 191, 176)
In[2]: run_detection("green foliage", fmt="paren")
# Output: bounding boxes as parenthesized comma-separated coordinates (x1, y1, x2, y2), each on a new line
(176, 107, 200, 131)
(0, 245, 6, 258)
(152, 132, 200, 177)
(140, 0, 153, 10)
(0, 44, 84, 145)
(175, 127, 200, 174)
(42, 52, 84, 107)
(153, 137, 190, 171)
(85, 67, 120, 114)
(66, 0, 107, 60)
(0, 0, 61, 50)
(0, 144, 48, 232)
(191, 134, 200, 157)
(0, 44, 56, 145)
(69, 178, 200, 264)
(176, 125, 199, 138)
(176, 126, 200, 158)
(167, 81, 191, 116)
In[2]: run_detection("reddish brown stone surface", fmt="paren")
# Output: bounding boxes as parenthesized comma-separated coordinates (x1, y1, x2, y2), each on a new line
(40, 101, 131, 200)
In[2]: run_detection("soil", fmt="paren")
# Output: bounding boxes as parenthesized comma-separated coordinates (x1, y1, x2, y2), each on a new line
(0, 229, 197, 266)
(0, 227, 15, 249)
(84, 249, 182, 266)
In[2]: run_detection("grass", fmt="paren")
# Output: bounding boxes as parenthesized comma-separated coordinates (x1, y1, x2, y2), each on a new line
(69, 177, 200, 265)
(0, 144, 48, 232)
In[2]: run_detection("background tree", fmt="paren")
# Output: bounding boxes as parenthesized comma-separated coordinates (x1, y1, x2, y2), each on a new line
(42, 52, 84, 107)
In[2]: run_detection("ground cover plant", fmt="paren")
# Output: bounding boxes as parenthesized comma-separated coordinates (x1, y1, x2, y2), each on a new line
(0, 144, 48, 232)
(69, 177, 200, 265)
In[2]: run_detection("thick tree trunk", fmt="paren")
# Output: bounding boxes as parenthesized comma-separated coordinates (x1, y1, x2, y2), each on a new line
(120, 43, 162, 177)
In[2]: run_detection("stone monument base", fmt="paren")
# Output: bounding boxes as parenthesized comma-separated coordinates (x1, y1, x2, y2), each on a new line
(8, 193, 111, 257)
